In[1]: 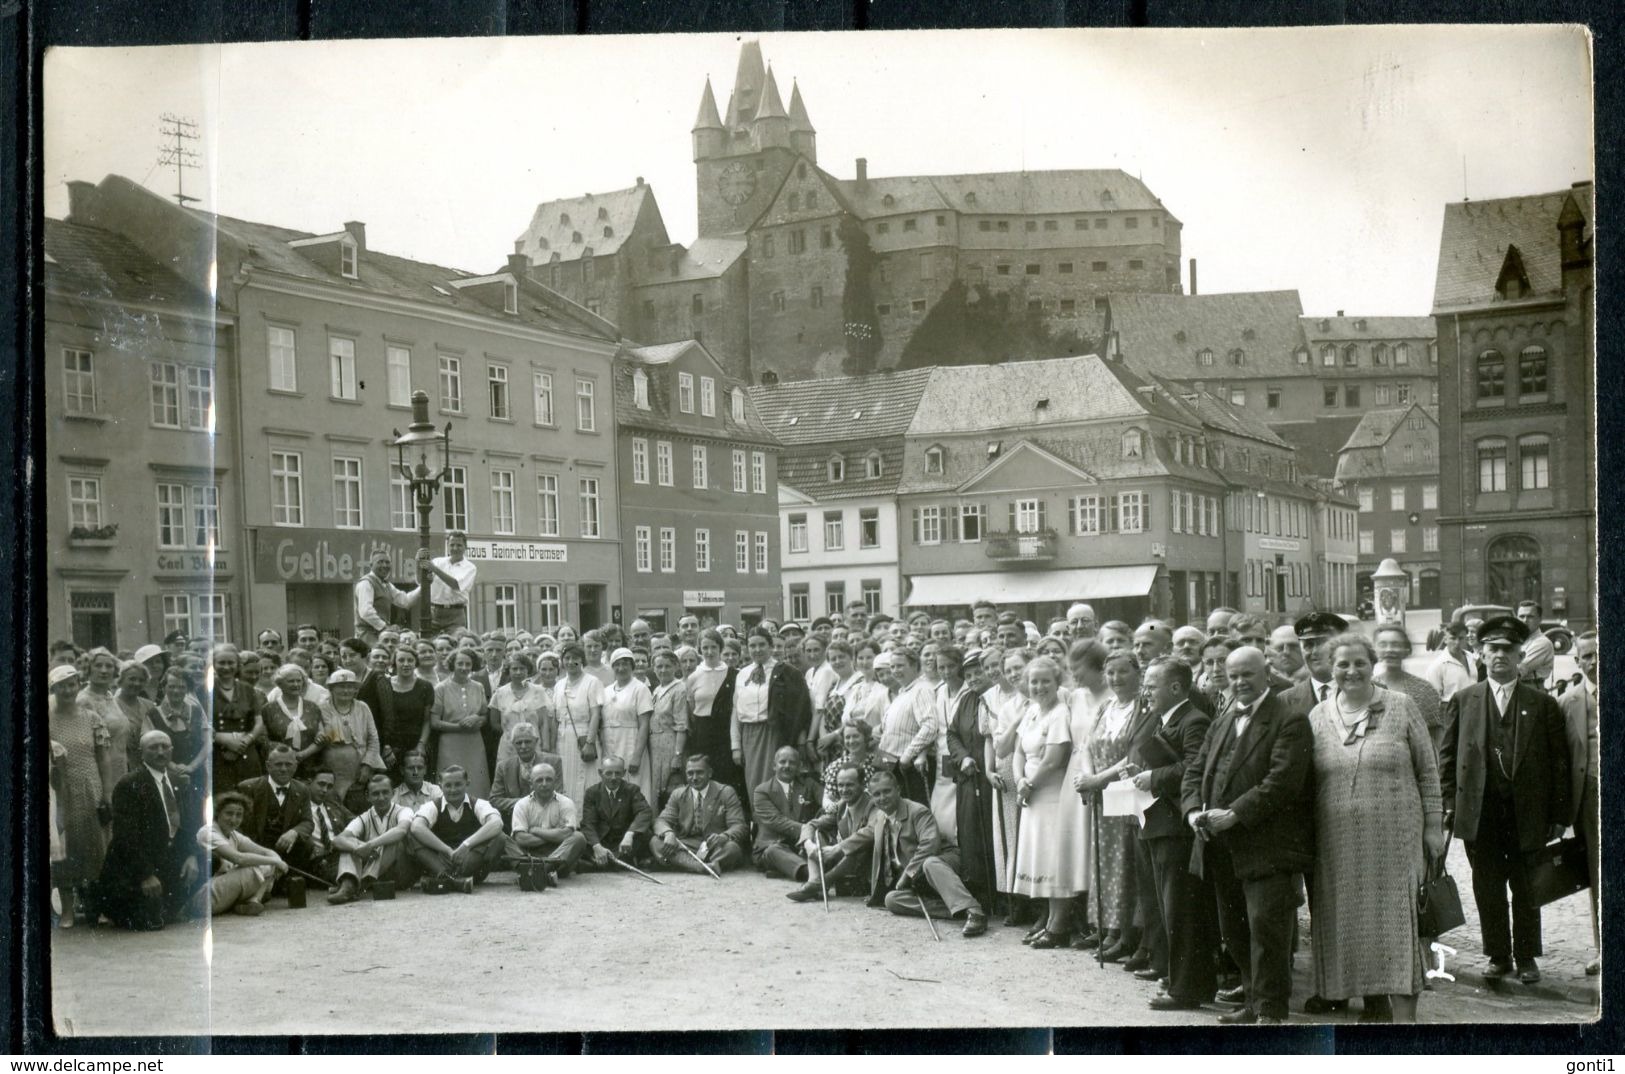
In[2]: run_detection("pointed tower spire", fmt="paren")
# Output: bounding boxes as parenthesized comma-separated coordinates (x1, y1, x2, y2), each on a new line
(755, 65, 788, 119)
(693, 78, 723, 131)
(788, 80, 817, 161)
(692, 78, 725, 162)
(726, 40, 766, 129)
(752, 65, 790, 150)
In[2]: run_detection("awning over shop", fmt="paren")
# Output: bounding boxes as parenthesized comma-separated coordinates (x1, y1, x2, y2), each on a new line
(904, 565, 1160, 607)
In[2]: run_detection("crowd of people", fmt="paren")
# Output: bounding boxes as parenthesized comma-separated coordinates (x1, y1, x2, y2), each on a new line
(47, 571, 1599, 1025)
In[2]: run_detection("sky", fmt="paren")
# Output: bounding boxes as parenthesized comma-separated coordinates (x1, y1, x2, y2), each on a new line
(43, 26, 1592, 316)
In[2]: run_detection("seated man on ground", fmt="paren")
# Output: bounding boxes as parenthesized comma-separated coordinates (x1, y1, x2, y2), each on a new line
(392, 750, 442, 811)
(580, 755, 655, 869)
(407, 765, 505, 893)
(235, 745, 314, 886)
(752, 745, 824, 880)
(94, 730, 205, 930)
(507, 762, 588, 883)
(488, 723, 562, 827)
(652, 754, 748, 874)
(302, 767, 354, 884)
(866, 768, 988, 937)
(787, 763, 877, 902)
(328, 772, 419, 904)
(198, 791, 287, 917)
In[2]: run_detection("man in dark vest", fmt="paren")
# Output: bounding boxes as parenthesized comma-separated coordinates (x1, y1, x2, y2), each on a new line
(353, 552, 419, 647)
(406, 764, 505, 893)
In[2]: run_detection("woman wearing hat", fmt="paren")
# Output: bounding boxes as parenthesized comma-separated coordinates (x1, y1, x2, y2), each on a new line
(601, 648, 656, 803)
(429, 649, 492, 801)
(319, 669, 383, 807)
(48, 665, 112, 927)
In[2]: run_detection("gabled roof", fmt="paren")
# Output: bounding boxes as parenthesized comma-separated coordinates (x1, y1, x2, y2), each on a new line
(43, 218, 211, 312)
(1108, 290, 1308, 380)
(1268, 418, 1366, 479)
(1299, 315, 1437, 342)
(927, 170, 1172, 217)
(1339, 405, 1440, 452)
(614, 343, 775, 444)
(748, 366, 933, 446)
(514, 183, 665, 264)
(1152, 377, 1291, 448)
(778, 444, 905, 502)
(1432, 184, 1592, 311)
(837, 175, 949, 219)
(906, 354, 1196, 436)
(955, 439, 1098, 494)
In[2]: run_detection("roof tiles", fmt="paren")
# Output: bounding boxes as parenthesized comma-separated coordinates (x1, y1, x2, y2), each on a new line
(1432, 185, 1592, 311)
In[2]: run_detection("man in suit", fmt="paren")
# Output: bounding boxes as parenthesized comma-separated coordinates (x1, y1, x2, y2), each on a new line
(236, 745, 315, 883)
(580, 755, 656, 868)
(1560, 631, 1600, 975)
(1182, 646, 1315, 1025)
(787, 764, 878, 903)
(1266, 625, 1307, 687)
(752, 746, 823, 880)
(1276, 612, 1348, 719)
(488, 723, 561, 826)
(301, 767, 355, 884)
(1440, 615, 1572, 984)
(1135, 659, 1220, 1011)
(653, 754, 749, 873)
(93, 730, 205, 930)
(862, 768, 988, 937)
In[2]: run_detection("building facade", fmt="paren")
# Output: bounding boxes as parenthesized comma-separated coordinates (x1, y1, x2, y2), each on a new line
(1305, 479, 1361, 614)
(1432, 183, 1594, 628)
(69, 175, 626, 641)
(44, 217, 242, 649)
(1334, 404, 1443, 609)
(614, 341, 782, 631)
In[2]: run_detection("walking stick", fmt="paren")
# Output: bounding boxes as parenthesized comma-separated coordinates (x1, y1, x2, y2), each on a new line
(607, 855, 666, 885)
(814, 830, 830, 912)
(678, 838, 724, 880)
(286, 865, 335, 891)
(917, 891, 942, 942)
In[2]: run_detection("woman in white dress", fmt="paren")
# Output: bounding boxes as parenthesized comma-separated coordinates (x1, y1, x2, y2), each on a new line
(986, 647, 1031, 921)
(600, 648, 655, 802)
(552, 641, 605, 804)
(1064, 639, 1108, 949)
(1010, 655, 1085, 948)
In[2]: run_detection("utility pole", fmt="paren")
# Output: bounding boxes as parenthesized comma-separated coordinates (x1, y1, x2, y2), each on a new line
(158, 114, 201, 206)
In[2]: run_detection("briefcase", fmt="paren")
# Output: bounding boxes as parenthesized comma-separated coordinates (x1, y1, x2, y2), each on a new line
(1526, 836, 1589, 907)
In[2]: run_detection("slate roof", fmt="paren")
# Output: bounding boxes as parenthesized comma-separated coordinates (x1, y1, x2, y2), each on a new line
(1107, 290, 1309, 380)
(927, 170, 1173, 218)
(1300, 315, 1437, 342)
(777, 445, 905, 501)
(1432, 184, 1593, 311)
(661, 237, 747, 284)
(835, 175, 950, 219)
(44, 218, 212, 312)
(1268, 418, 1366, 479)
(1339, 405, 1439, 451)
(1153, 378, 1291, 448)
(907, 354, 1197, 436)
(614, 345, 776, 445)
(514, 183, 664, 265)
(748, 367, 933, 446)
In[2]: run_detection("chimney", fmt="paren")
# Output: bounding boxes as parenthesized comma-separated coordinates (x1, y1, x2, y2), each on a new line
(507, 252, 530, 277)
(636, 176, 645, 187)
(1336, 309, 1344, 317)
(66, 180, 97, 223)
(1188, 257, 1197, 296)
(343, 221, 366, 252)
(855, 157, 868, 190)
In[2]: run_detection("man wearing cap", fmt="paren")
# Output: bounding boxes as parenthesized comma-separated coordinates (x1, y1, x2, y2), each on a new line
(421, 531, 477, 637)
(353, 552, 420, 647)
(93, 730, 205, 930)
(1438, 615, 1571, 984)
(1276, 612, 1348, 719)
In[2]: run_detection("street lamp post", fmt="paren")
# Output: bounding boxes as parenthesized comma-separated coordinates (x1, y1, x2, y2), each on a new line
(391, 390, 452, 638)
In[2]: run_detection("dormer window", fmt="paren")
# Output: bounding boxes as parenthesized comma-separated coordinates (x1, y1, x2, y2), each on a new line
(1197, 348, 1214, 367)
(340, 238, 358, 279)
(1212, 442, 1225, 468)
(1122, 429, 1144, 459)
(1229, 349, 1245, 366)
(572, 231, 583, 244)
(965, 192, 977, 207)
(633, 369, 650, 410)
(730, 388, 745, 424)
(828, 455, 845, 482)
(925, 445, 944, 475)
(503, 280, 518, 314)
(560, 212, 571, 226)
(1242, 328, 1256, 341)
(865, 452, 883, 479)
(1321, 344, 1337, 367)
(883, 194, 895, 207)
(603, 226, 614, 238)
(597, 206, 608, 220)
(1343, 344, 1359, 367)
(1295, 346, 1310, 366)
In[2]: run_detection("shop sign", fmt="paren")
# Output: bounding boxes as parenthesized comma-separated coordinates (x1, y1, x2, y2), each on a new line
(254, 530, 420, 584)
(683, 590, 726, 607)
(463, 539, 568, 564)
(156, 551, 230, 574)
(1258, 538, 1301, 553)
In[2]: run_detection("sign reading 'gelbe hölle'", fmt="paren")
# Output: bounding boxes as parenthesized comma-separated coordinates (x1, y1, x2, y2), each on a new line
(254, 529, 567, 584)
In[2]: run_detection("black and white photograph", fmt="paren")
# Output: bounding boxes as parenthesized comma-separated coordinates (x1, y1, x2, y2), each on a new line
(37, 25, 1596, 1036)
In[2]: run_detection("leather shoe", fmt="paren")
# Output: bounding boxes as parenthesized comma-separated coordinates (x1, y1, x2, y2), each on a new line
(1217, 1008, 1258, 1025)
(962, 911, 988, 938)
(1134, 967, 1164, 981)
(1099, 940, 1133, 963)
(1302, 994, 1348, 1014)
(1030, 929, 1071, 950)
(785, 886, 820, 903)
(1149, 995, 1201, 1011)
(1216, 986, 1246, 1006)
(1123, 952, 1152, 973)
(1482, 960, 1513, 980)
(326, 878, 359, 906)
(1021, 922, 1048, 945)
(1516, 960, 1541, 984)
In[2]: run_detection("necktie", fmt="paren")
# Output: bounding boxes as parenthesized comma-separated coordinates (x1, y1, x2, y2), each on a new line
(750, 664, 767, 686)
(692, 789, 704, 835)
(161, 777, 179, 839)
(316, 806, 333, 851)
(1318, 683, 1330, 703)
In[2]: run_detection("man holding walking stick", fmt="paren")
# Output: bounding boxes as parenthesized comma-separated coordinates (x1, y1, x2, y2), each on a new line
(652, 755, 748, 874)
(786, 764, 877, 903)
(864, 769, 988, 937)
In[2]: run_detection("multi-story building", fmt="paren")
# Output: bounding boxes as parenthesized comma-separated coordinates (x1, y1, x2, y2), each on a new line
(1334, 404, 1442, 609)
(614, 341, 781, 631)
(1305, 479, 1362, 614)
(749, 368, 934, 621)
(1432, 182, 1594, 628)
(68, 174, 626, 639)
(44, 216, 241, 648)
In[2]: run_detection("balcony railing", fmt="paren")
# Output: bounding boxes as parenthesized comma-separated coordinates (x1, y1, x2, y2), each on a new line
(984, 528, 1058, 563)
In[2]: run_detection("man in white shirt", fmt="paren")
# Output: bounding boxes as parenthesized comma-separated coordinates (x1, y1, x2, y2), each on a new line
(329, 773, 417, 903)
(876, 649, 939, 804)
(1067, 603, 1099, 642)
(1426, 621, 1478, 703)
(408, 765, 505, 892)
(423, 530, 477, 637)
(392, 750, 443, 812)
(353, 553, 420, 646)
(507, 762, 588, 880)
(801, 634, 839, 756)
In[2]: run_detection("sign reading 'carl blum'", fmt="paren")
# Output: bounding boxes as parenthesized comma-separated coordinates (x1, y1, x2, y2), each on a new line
(255, 529, 567, 583)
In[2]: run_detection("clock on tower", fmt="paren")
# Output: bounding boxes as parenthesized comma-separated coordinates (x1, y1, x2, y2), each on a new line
(717, 161, 757, 206)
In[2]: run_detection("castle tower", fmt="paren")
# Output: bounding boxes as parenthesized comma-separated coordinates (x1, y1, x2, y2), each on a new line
(692, 78, 724, 162)
(752, 66, 790, 151)
(695, 39, 800, 237)
(788, 81, 816, 162)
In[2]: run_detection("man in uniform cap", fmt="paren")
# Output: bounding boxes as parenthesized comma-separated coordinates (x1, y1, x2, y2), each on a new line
(1438, 615, 1571, 984)
(1276, 611, 1348, 719)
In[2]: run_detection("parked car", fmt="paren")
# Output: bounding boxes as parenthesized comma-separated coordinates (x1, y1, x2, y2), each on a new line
(1424, 603, 1573, 654)
(1355, 598, 1375, 621)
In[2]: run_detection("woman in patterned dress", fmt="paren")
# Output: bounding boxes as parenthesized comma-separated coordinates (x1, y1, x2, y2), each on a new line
(48, 666, 112, 927)
(492, 652, 556, 766)
(1073, 650, 1143, 959)
(78, 648, 132, 785)
(1372, 624, 1443, 752)
(820, 721, 878, 809)
(429, 649, 491, 800)
(647, 650, 690, 806)
(211, 645, 266, 791)
(552, 642, 605, 805)
(1309, 633, 1443, 1024)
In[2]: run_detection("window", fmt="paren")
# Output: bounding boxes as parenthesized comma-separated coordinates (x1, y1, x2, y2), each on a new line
(1013, 498, 1043, 533)
(1372, 344, 1388, 366)
(731, 389, 745, 424)
(863, 452, 883, 480)
(811, 286, 824, 309)
(1118, 491, 1146, 533)
(1295, 347, 1310, 366)
(1024, 220, 1037, 233)
(957, 503, 986, 543)
(268, 325, 298, 391)
(677, 372, 694, 413)
(1519, 435, 1551, 490)
(270, 451, 304, 526)
(1128, 259, 1145, 270)
(700, 376, 716, 417)
(735, 531, 749, 573)
(789, 230, 806, 254)
(491, 584, 518, 631)
(789, 584, 810, 621)
(439, 355, 463, 412)
(876, 303, 892, 315)
(490, 470, 516, 534)
(1344, 385, 1361, 407)
(978, 220, 993, 233)
(391, 472, 414, 531)
(503, 280, 518, 315)
(820, 226, 833, 249)
(1229, 387, 1246, 406)
(824, 511, 845, 551)
(1375, 384, 1392, 406)
(443, 466, 468, 532)
(1429, 342, 1439, 365)
(1171, 490, 1185, 534)
(62, 348, 95, 413)
(632, 369, 649, 409)
(329, 337, 357, 400)
(197, 595, 226, 640)
(386, 346, 413, 406)
(183, 367, 214, 432)
(1390, 528, 1408, 554)
(331, 457, 363, 529)
(762, 235, 775, 258)
(339, 238, 357, 279)
(1121, 429, 1143, 459)
(530, 370, 556, 426)
(1423, 526, 1439, 552)
(535, 584, 563, 631)
(1343, 345, 1359, 367)
(925, 446, 944, 474)
(772, 291, 787, 313)
(1091, 261, 1108, 272)
(1403, 443, 1414, 464)
(695, 528, 711, 572)
(1321, 344, 1337, 368)
(631, 438, 649, 484)
(161, 594, 192, 640)
(578, 478, 601, 537)
(1125, 217, 1140, 229)
(1325, 385, 1341, 407)
(656, 441, 674, 486)
(1477, 350, 1506, 400)
(915, 506, 942, 545)
(691, 445, 708, 489)
(68, 476, 101, 529)
(1389, 486, 1406, 511)
(1477, 439, 1508, 492)
(996, 220, 1010, 233)
(576, 379, 596, 431)
(659, 528, 676, 573)
(150, 362, 181, 427)
(1358, 529, 1375, 555)
(1197, 348, 1214, 366)
(1071, 495, 1102, 535)
(751, 451, 767, 494)
(634, 526, 652, 572)
(488, 364, 510, 419)
(1397, 383, 1412, 405)
(1395, 343, 1411, 366)
(876, 224, 889, 236)
(1024, 264, 1040, 276)
(1267, 387, 1282, 409)
(155, 483, 186, 548)
(732, 450, 747, 492)
(1519, 346, 1548, 395)
(788, 514, 809, 553)
(856, 580, 880, 615)
(1421, 483, 1438, 510)
(537, 474, 559, 537)
(860, 508, 880, 549)
(825, 581, 846, 616)
(752, 532, 769, 574)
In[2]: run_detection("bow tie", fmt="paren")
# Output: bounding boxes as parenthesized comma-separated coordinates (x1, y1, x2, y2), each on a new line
(750, 665, 767, 686)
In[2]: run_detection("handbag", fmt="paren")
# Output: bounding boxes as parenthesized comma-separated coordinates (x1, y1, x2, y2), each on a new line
(1418, 835, 1466, 937)
(1526, 835, 1589, 907)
